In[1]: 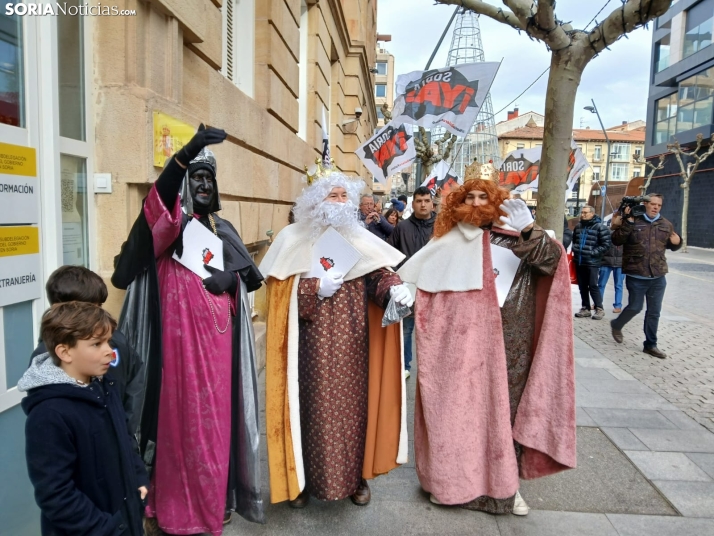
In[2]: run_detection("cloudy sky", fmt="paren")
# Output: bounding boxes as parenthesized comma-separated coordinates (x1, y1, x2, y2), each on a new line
(377, 0, 654, 130)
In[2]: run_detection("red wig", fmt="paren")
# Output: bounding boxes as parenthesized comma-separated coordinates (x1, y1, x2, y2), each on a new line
(434, 179, 510, 238)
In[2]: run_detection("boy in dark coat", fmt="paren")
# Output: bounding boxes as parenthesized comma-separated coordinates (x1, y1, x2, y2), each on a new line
(19, 302, 149, 536)
(29, 266, 144, 434)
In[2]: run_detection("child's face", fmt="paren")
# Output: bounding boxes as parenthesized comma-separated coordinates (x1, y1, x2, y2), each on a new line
(56, 330, 114, 383)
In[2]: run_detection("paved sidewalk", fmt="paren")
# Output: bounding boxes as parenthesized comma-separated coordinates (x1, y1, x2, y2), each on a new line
(574, 247, 714, 433)
(219, 324, 714, 535)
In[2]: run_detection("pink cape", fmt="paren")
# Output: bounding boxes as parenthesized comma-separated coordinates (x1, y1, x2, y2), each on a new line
(414, 231, 575, 504)
(143, 187, 235, 536)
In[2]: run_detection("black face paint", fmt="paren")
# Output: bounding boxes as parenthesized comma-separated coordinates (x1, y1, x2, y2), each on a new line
(189, 169, 215, 212)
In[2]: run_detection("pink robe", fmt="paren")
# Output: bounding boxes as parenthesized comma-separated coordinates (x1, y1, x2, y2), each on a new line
(144, 186, 234, 536)
(414, 230, 576, 506)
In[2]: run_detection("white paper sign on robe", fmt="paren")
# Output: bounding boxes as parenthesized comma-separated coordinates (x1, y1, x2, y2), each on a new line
(356, 123, 417, 185)
(172, 218, 224, 279)
(305, 226, 362, 279)
(490, 243, 521, 307)
(390, 62, 500, 137)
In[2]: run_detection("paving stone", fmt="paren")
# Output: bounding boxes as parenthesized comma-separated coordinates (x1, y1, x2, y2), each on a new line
(607, 514, 714, 536)
(686, 453, 714, 479)
(575, 357, 620, 369)
(607, 369, 638, 381)
(575, 366, 621, 381)
(577, 391, 677, 411)
(624, 451, 712, 482)
(630, 429, 714, 453)
(652, 481, 714, 518)
(582, 408, 678, 429)
(576, 379, 657, 395)
(601, 428, 650, 451)
(661, 410, 709, 431)
(577, 407, 597, 427)
(496, 510, 619, 536)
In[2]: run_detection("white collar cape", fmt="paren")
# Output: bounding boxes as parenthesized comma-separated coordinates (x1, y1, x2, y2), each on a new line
(259, 222, 405, 282)
(398, 222, 516, 293)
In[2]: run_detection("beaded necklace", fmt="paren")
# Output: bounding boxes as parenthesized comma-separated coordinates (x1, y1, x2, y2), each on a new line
(200, 213, 231, 334)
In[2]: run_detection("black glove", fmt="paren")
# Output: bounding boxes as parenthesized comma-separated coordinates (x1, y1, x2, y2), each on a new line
(177, 123, 227, 165)
(203, 265, 237, 296)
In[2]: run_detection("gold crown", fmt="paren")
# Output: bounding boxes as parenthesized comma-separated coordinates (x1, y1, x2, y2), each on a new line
(305, 157, 335, 185)
(464, 160, 499, 183)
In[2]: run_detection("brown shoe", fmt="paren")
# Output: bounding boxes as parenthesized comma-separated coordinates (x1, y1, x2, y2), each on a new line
(289, 491, 310, 509)
(350, 479, 371, 506)
(144, 518, 167, 536)
(644, 346, 667, 359)
(610, 321, 623, 343)
(613, 308, 622, 313)
(575, 307, 592, 318)
(592, 307, 605, 320)
(223, 510, 232, 525)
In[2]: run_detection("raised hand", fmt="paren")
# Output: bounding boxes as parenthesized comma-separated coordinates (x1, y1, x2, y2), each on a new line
(499, 199, 535, 233)
(178, 123, 227, 164)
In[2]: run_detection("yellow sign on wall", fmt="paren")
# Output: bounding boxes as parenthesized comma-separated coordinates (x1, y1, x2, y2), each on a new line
(0, 226, 39, 257)
(152, 111, 196, 168)
(0, 142, 37, 177)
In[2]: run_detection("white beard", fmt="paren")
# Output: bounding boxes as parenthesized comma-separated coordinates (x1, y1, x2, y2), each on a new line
(311, 200, 362, 237)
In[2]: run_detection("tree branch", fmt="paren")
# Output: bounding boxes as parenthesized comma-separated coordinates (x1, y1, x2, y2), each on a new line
(534, 0, 571, 50)
(434, 0, 526, 32)
(588, 0, 672, 55)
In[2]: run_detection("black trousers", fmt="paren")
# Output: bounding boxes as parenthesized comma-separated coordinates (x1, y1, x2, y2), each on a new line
(576, 263, 603, 309)
(611, 276, 667, 349)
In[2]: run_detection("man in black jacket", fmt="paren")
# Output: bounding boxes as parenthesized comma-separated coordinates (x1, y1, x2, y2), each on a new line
(610, 194, 681, 358)
(388, 187, 436, 378)
(573, 206, 611, 320)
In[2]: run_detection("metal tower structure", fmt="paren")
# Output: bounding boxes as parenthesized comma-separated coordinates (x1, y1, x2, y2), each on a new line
(439, 10, 501, 178)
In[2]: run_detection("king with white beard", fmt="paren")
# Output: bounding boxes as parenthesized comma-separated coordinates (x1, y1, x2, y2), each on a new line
(259, 161, 413, 509)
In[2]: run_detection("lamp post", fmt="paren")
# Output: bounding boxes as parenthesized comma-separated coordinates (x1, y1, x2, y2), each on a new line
(584, 99, 610, 219)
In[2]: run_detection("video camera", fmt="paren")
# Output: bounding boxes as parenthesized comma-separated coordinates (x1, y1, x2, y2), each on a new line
(618, 195, 650, 218)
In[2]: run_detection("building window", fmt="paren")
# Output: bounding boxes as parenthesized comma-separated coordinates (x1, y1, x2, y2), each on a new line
(3, 301, 34, 389)
(376, 107, 384, 119)
(683, 0, 713, 59)
(222, 0, 255, 98)
(375, 84, 386, 98)
(654, 35, 670, 73)
(610, 163, 629, 181)
(60, 155, 89, 267)
(593, 145, 602, 161)
(516, 143, 525, 149)
(634, 168, 642, 177)
(654, 93, 677, 144)
(297, 0, 309, 140)
(593, 166, 601, 181)
(0, 11, 24, 127)
(611, 143, 630, 161)
(634, 147, 642, 158)
(376, 62, 387, 75)
(58, 1, 86, 141)
(676, 66, 714, 134)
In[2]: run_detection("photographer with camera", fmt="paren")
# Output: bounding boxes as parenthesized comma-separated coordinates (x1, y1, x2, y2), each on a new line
(610, 194, 681, 359)
(573, 206, 611, 320)
(359, 194, 394, 240)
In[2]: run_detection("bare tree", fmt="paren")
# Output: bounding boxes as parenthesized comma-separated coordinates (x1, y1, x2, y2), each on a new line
(632, 153, 665, 195)
(667, 133, 714, 252)
(414, 126, 457, 177)
(435, 0, 673, 237)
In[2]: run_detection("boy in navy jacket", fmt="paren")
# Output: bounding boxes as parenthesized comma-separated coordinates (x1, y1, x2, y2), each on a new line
(30, 265, 144, 434)
(19, 302, 149, 536)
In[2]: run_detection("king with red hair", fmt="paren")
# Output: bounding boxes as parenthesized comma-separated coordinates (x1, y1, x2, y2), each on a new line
(398, 165, 576, 516)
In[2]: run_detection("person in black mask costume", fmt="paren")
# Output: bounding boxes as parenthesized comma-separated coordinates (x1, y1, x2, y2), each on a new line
(112, 124, 264, 536)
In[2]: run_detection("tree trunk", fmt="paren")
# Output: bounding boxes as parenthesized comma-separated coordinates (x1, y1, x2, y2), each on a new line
(536, 49, 586, 239)
(681, 181, 689, 253)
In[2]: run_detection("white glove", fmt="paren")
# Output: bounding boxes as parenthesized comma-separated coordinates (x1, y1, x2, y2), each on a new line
(499, 198, 534, 233)
(318, 273, 343, 299)
(390, 284, 414, 308)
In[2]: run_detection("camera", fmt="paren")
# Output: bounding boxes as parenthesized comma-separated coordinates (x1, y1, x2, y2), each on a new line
(618, 195, 650, 218)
